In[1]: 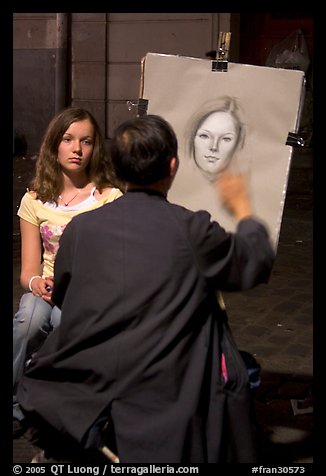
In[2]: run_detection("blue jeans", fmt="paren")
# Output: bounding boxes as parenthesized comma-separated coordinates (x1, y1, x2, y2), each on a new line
(13, 292, 61, 420)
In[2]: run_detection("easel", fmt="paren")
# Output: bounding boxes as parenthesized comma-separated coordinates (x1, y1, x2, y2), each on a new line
(211, 31, 232, 72)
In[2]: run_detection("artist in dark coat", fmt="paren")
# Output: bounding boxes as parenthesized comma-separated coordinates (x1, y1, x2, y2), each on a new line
(17, 114, 274, 463)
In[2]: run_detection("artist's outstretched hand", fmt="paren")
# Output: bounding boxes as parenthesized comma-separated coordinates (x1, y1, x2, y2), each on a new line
(216, 171, 253, 221)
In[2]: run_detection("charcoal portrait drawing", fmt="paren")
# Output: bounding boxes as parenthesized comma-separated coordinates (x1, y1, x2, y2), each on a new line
(186, 96, 246, 181)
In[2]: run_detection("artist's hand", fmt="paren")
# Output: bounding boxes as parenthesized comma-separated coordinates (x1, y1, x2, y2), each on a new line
(216, 171, 253, 220)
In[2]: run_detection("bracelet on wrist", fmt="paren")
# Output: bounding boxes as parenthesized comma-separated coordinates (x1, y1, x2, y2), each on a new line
(28, 275, 42, 292)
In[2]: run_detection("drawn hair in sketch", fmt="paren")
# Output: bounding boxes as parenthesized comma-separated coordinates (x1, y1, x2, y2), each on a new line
(185, 96, 246, 181)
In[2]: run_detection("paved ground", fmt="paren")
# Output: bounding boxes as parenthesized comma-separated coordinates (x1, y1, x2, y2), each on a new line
(12, 150, 313, 464)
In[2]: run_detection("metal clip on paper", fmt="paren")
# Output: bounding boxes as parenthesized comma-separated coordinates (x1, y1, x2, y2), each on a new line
(137, 98, 149, 117)
(286, 132, 305, 147)
(126, 99, 148, 117)
(212, 32, 231, 72)
(126, 58, 149, 118)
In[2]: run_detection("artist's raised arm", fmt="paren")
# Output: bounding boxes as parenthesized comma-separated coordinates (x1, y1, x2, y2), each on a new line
(216, 170, 253, 221)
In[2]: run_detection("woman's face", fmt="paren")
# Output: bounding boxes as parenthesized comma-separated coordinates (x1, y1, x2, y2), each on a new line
(193, 111, 239, 176)
(57, 119, 95, 173)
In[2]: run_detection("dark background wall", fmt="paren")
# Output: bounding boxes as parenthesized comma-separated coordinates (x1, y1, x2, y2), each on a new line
(13, 49, 55, 153)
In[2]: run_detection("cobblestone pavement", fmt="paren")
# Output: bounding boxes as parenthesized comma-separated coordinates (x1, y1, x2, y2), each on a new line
(12, 152, 313, 464)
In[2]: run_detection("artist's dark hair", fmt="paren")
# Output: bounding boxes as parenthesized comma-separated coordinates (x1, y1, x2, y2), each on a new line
(110, 115, 178, 186)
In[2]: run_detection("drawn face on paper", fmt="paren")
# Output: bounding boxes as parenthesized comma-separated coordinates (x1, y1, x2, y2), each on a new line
(193, 111, 239, 176)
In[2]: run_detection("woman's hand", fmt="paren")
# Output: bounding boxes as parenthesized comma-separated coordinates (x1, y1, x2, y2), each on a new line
(43, 277, 54, 303)
(29, 276, 54, 303)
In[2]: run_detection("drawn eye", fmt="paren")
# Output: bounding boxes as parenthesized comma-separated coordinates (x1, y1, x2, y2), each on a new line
(198, 133, 209, 140)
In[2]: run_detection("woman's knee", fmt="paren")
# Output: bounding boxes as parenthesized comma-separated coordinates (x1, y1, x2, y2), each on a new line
(13, 293, 53, 335)
(51, 306, 62, 329)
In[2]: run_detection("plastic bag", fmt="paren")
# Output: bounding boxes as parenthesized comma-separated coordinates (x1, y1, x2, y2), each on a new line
(266, 29, 310, 72)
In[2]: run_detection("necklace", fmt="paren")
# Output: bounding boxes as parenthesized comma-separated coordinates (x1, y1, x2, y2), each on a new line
(58, 188, 82, 207)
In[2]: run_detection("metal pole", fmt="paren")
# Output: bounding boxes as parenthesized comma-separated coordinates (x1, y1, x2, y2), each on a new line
(55, 13, 68, 113)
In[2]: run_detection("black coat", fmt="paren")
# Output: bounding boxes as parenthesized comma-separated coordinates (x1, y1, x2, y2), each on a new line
(18, 189, 274, 463)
